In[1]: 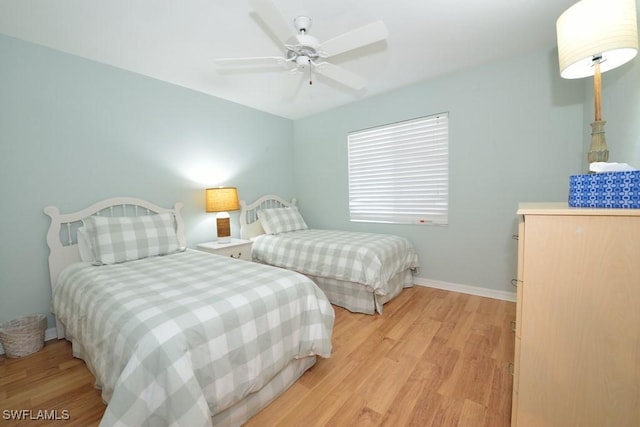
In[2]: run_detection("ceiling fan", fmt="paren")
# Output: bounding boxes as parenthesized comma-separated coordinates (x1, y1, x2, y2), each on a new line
(216, 0, 388, 91)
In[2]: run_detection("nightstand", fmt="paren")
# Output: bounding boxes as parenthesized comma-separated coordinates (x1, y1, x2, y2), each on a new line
(196, 239, 252, 261)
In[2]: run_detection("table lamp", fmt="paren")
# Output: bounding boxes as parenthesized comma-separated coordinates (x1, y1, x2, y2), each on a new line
(205, 187, 240, 243)
(556, 0, 638, 165)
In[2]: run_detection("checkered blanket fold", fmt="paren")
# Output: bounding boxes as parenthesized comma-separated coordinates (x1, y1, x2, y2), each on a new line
(251, 229, 420, 295)
(51, 249, 334, 426)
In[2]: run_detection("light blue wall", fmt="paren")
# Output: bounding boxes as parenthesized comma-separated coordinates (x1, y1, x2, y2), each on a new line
(292, 48, 586, 294)
(2, 30, 637, 329)
(0, 35, 295, 327)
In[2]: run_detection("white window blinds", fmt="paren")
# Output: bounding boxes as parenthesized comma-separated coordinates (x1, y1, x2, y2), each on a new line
(347, 113, 449, 225)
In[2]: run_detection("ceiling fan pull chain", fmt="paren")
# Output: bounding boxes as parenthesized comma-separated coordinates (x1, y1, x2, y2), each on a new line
(309, 65, 313, 85)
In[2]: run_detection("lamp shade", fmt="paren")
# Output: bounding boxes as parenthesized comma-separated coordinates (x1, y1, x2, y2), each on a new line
(557, 0, 638, 79)
(205, 187, 240, 212)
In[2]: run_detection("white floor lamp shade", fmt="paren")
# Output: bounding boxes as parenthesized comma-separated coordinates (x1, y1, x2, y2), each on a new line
(556, 0, 638, 165)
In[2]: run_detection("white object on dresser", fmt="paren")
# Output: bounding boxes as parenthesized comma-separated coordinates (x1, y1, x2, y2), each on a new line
(511, 202, 640, 427)
(196, 239, 252, 261)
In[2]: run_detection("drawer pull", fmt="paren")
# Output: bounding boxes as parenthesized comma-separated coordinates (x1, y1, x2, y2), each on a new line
(510, 319, 516, 332)
(510, 279, 519, 287)
(230, 252, 242, 259)
(512, 234, 519, 240)
(508, 362, 515, 376)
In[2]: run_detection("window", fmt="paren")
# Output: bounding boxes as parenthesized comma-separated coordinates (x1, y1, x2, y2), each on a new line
(347, 113, 449, 225)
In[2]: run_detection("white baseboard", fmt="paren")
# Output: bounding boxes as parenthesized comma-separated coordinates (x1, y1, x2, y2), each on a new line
(414, 277, 516, 302)
(0, 327, 58, 356)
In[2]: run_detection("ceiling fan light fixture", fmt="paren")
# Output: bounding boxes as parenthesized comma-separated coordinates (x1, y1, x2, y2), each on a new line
(296, 55, 310, 67)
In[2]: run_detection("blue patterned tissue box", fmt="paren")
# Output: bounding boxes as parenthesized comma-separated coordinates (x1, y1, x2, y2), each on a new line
(569, 171, 640, 208)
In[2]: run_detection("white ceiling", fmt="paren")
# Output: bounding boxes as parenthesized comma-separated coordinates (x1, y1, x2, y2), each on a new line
(0, 0, 578, 120)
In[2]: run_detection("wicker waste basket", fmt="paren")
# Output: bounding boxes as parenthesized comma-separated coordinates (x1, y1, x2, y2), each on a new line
(0, 314, 47, 358)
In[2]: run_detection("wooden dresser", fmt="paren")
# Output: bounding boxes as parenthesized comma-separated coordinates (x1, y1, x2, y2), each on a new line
(511, 203, 640, 427)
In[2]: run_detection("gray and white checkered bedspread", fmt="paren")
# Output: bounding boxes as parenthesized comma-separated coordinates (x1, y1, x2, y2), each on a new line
(51, 249, 334, 426)
(251, 229, 420, 295)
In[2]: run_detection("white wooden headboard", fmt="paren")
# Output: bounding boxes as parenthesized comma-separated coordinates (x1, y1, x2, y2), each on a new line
(43, 197, 185, 338)
(239, 195, 297, 240)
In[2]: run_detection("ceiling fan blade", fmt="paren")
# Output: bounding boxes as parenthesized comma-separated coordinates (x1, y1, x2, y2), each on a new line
(314, 62, 366, 90)
(249, 0, 295, 44)
(215, 56, 287, 67)
(320, 20, 388, 57)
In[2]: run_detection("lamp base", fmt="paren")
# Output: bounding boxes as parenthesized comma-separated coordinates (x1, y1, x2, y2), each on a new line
(587, 120, 609, 165)
(216, 214, 231, 244)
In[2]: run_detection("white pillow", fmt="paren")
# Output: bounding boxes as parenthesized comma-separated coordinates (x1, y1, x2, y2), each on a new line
(83, 213, 181, 265)
(259, 207, 308, 235)
(76, 227, 95, 263)
(245, 220, 265, 238)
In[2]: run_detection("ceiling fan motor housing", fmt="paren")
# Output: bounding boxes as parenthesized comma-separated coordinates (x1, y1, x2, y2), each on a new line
(287, 31, 320, 67)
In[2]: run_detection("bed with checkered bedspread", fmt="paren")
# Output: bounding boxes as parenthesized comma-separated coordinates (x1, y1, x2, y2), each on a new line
(240, 195, 420, 315)
(52, 250, 333, 426)
(44, 197, 334, 427)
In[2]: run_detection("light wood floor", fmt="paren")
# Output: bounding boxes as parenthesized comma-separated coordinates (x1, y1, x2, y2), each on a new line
(0, 286, 515, 426)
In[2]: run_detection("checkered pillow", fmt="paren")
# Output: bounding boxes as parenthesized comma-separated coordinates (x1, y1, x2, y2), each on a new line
(259, 207, 308, 235)
(83, 213, 181, 265)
